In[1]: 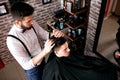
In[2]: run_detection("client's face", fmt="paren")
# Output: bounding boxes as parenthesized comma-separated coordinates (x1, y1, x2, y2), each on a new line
(55, 42, 70, 57)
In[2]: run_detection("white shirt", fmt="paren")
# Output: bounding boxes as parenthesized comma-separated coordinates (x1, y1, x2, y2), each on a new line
(6, 21, 49, 70)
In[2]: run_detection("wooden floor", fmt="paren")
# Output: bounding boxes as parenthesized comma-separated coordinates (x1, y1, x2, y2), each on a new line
(0, 60, 28, 80)
(0, 53, 51, 80)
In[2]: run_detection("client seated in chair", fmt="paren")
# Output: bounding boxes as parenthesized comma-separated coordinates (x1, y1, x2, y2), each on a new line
(42, 36, 117, 80)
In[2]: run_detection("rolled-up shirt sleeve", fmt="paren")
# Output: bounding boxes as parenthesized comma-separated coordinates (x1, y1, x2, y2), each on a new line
(7, 37, 37, 70)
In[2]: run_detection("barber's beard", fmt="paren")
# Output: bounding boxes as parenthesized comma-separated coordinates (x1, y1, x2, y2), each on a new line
(21, 23, 33, 33)
(21, 24, 32, 30)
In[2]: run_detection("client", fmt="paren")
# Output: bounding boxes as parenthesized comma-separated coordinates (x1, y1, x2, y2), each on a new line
(42, 36, 117, 80)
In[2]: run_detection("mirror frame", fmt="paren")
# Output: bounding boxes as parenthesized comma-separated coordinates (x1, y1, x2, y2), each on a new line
(92, 0, 120, 71)
(93, 0, 107, 59)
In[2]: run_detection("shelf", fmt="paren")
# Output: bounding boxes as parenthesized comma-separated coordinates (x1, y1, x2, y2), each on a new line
(52, 16, 59, 21)
(64, 8, 87, 15)
(47, 0, 90, 51)
(65, 21, 87, 30)
(47, 0, 91, 52)
(47, 19, 69, 32)
(65, 35, 81, 41)
(53, 16, 87, 30)
(47, 19, 56, 29)
(47, 18, 87, 41)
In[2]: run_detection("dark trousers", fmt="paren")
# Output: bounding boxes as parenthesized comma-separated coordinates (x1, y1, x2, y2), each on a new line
(25, 60, 45, 80)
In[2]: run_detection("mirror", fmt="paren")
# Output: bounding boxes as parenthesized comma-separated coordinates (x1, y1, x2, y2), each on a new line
(93, 0, 120, 68)
(97, 16, 119, 64)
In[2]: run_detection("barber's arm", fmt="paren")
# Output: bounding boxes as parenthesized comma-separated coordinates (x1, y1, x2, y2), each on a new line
(32, 39, 55, 66)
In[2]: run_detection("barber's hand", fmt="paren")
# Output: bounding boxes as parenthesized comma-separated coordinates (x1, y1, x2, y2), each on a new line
(51, 29, 64, 38)
(43, 39, 55, 55)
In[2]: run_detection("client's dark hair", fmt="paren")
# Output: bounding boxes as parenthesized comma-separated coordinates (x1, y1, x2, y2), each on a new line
(11, 2, 34, 20)
(50, 36, 67, 51)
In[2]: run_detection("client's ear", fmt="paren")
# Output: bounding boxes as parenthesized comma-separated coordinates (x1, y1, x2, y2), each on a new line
(54, 50, 58, 55)
(54, 50, 60, 57)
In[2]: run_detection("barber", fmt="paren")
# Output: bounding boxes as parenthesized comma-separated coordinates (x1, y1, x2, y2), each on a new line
(6, 2, 64, 80)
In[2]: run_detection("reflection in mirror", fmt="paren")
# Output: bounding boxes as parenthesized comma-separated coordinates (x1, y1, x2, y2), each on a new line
(95, 0, 120, 67)
(97, 16, 119, 65)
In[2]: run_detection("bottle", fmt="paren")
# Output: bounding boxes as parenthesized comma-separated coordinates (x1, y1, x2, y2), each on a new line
(59, 18, 64, 30)
(81, 0, 86, 8)
(66, 0, 73, 12)
(79, 16, 84, 23)
(61, 0, 64, 9)
(73, 0, 81, 12)
(77, 0, 81, 10)
(77, 28, 82, 36)
(72, 30, 76, 38)
(73, 0, 78, 12)
(69, 15, 74, 26)
(59, 22, 64, 30)
(67, 28, 72, 37)
(51, 21, 56, 26)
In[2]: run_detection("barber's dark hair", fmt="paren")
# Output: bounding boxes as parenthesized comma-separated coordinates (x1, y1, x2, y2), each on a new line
(10, 2, 34, 20)
(50, 36, 67, 51)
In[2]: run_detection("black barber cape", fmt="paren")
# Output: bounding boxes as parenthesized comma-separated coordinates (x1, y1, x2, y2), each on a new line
(42, 52, 117, 80)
